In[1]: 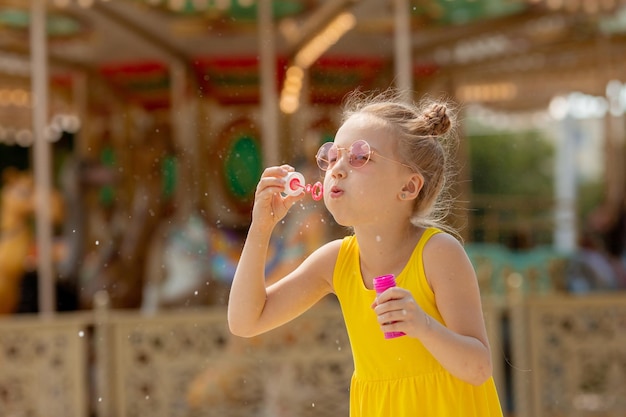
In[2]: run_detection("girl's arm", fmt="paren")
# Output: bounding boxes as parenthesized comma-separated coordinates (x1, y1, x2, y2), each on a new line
(373, 233, 493, 386)
(227, 166, 335, 337)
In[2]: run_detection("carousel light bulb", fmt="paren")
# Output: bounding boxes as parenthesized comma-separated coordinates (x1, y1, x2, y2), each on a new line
(77, 0, 95, 8)
(53, 0, 71, 8)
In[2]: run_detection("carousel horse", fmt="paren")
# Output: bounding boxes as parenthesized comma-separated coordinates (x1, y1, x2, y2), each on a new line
(79, 137, 172, 310)
(141, 198, 328, 312)
(0, 168, 64, 314)
(79, 182, 166, 309)
(141, 210, 246, 312)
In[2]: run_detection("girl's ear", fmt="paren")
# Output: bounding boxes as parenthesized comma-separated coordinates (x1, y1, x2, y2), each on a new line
(401, 172, 424, 200)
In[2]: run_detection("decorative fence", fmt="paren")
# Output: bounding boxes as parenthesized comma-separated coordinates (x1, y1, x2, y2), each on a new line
(99, 297, 352, 417)
(525, 295, 626, 417)
(1, 290, 626, 417)
(0, 296, 352, 417)
(0, 312, 90, 417)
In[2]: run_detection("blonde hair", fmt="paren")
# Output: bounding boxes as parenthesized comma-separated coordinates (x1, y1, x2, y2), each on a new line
(341, 89, 458, 234)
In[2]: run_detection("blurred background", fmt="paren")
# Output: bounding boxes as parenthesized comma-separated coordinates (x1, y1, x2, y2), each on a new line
(0, 0, 625, 416)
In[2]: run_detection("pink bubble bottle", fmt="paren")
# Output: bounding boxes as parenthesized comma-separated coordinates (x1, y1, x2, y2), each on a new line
(373, 274, 405, 339)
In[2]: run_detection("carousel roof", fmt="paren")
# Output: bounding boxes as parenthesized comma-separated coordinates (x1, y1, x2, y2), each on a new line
(1, 0, 626, 127)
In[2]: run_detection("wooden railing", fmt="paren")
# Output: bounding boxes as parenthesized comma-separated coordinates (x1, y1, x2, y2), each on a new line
(0, 296, 352, 417)
(1, 289, 626, 417)
(0, 311, 91, 417)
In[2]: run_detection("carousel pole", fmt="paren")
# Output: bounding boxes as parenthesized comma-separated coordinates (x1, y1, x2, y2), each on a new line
(30, 0, 55, 314)
(170, 60, 195, 208)
(394, 0, 412, 101)
(554, 111, 578, 253)
(258, 0, 279, 166)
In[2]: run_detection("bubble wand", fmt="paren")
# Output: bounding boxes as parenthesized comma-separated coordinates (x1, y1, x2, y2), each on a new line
(283, 172, 323, 201)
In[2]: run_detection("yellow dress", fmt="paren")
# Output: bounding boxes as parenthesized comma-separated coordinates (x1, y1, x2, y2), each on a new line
(333, 228, 503, 417)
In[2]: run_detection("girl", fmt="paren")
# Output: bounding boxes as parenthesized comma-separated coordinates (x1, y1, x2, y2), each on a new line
(228, 90, 503, 416)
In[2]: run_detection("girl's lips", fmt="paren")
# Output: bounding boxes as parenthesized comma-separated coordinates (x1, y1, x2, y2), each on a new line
(330, 185, 343, 198)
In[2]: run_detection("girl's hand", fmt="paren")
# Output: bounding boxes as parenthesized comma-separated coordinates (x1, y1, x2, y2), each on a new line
(371, 287, 429, 339)
(251, 165, 304, 228)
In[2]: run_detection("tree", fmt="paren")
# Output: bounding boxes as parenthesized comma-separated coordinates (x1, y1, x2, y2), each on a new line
(468, 130, 554, 196)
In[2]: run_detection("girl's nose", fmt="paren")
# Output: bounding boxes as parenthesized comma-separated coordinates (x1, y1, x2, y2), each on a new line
(330, 160, 347, 179)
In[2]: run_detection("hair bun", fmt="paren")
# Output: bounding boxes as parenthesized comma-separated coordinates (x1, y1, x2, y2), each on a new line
(423, 104, 450, 136)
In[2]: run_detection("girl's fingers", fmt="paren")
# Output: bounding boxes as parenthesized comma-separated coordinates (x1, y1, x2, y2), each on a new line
(257, 165, 298, 194)
(256, 176, 284, 195)
(252, 165, 304, 225)
(255, 166, 288, 195)
(373, 292, 419, 322)
(261, 165, 293, 179)
(373, 287, 409, 306)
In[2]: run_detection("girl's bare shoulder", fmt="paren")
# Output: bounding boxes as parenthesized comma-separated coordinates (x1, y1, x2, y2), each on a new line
(424, 230, 465, 253)
(422, 231, 474, 284)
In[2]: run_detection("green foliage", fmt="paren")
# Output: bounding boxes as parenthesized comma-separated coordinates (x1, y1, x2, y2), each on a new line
(577, 178, 604, 221)
(411, 0, 525, 25)
(468, 130, 555, 196)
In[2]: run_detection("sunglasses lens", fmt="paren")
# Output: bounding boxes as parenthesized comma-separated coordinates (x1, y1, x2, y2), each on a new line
(316, 142, 335, 170)
(316, 140, 372, 170)
(349, 140, 370, 168)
